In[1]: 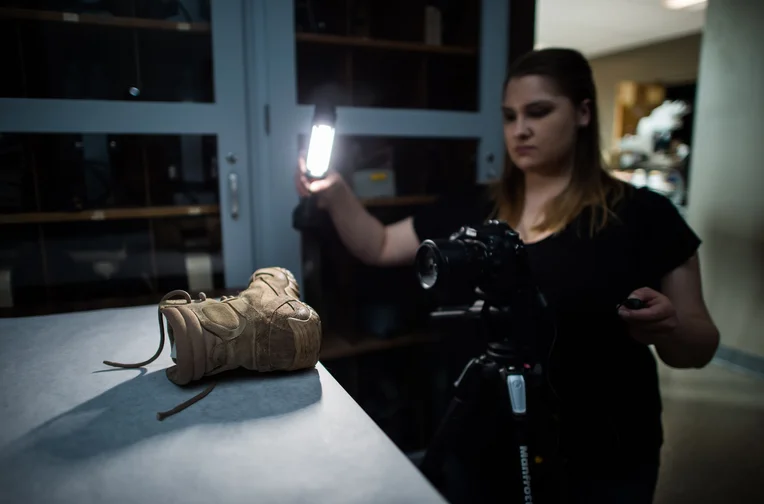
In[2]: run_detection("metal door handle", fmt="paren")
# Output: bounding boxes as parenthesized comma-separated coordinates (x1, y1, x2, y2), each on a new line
(228, 172, 239, 220)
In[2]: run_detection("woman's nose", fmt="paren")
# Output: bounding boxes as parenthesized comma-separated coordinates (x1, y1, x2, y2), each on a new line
(512, 117, 531, 138)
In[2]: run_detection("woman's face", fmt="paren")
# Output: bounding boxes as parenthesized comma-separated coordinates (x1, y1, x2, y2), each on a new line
(502, 75, 590, 174)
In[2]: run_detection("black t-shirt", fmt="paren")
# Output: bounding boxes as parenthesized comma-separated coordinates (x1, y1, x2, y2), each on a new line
(412, 182, 701, 466)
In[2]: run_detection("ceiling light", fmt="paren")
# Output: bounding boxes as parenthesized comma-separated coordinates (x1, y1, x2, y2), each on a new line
(663, 0, 708, 10)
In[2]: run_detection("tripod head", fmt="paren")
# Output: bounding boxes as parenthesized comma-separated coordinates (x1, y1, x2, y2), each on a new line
(430, 291, 546, 379)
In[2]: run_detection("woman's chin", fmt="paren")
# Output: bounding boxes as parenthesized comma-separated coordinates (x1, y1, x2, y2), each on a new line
(511, 158, 541, 172)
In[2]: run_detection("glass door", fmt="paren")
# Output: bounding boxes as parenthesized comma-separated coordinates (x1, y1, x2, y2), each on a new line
(256, 0, 508, 282)
(0, 0, 214, 102)
(0, 1, 255, 317)
(284, 0, 509, 332)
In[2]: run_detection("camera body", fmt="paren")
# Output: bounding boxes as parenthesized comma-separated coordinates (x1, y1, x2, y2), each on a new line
(415, 219, 533, 307)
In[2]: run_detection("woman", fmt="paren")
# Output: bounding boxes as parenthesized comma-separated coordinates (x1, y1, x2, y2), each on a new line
(296, 48, 719, 503)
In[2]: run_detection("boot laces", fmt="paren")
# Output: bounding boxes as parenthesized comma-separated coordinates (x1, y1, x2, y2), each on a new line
(102, 290, 217, 421)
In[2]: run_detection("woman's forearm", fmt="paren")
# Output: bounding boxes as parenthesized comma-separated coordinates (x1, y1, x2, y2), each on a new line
(324, 182, 387, 266)
(655, 315, 720, 369)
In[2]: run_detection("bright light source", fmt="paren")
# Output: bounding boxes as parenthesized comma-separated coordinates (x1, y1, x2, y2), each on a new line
(663, 0, 707, 10)
(306, 124, 335, 179)
(304, 102, 337, 180)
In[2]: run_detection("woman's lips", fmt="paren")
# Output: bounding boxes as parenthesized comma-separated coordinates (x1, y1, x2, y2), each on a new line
(514, 146, 536, 156)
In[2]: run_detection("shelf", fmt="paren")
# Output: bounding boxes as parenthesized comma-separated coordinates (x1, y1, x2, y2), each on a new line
(0, 7, 211, 33)
(0, 205, 219, 225)
(320, 331, 438, 361)
(361, 195, 438, 207)
(296, 32, 476, 56)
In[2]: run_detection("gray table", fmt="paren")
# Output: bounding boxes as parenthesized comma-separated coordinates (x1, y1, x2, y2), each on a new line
(0, 305, 447, 504)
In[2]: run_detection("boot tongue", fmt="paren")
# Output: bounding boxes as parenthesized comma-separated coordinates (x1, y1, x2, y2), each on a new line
(165, 320, 177, 361)
(157, 290, 195, 366)
(160, 306, 196, 385)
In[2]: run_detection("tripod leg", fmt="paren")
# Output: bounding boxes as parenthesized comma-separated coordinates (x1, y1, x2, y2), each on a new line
(500, 366, 536, 503)
(420, 356, 485, 482)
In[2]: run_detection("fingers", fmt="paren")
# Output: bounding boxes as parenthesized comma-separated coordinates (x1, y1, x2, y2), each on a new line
(295, 153, 315, 197)
(294, 169, 311, 198)
(618, 303, 672, 323)
(620, 310, 672, 330)
(295, 152, 341, 200)
(619, 287, 665, 317)
(619, 301, 675, 335)
(619, 299, 665, 317)
(621, 287, 680, 343)
(631, 318, 678, 334)
(308, 178, 332, 193)
(625, 286, 660, 304)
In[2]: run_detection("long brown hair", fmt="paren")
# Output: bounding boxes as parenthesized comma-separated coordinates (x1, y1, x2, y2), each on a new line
(491, 48, 624, 237)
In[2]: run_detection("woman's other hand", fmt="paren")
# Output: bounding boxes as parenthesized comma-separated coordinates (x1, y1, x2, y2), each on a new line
(294, 155, 346, 209)
(618, 286, 679, 345)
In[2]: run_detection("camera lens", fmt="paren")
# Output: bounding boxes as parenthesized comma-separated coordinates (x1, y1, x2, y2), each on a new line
(415, 237, 486, 295)
(415, 240, 442, 289)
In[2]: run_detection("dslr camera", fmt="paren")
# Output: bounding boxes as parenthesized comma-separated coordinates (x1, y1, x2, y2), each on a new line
(414, 220, 536, 308)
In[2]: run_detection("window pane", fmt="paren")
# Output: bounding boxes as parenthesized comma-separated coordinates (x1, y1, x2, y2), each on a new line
(294, 0, 481, 111)
(0, 1, 214, 102)
(0, 132, 224, 317)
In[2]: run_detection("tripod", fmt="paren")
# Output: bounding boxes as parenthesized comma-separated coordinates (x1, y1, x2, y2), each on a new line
(420, 289, 550, 503)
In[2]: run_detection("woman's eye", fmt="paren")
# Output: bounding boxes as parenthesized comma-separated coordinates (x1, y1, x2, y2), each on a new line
(526, 107, 552, 118)
(503, 112, 516, 122)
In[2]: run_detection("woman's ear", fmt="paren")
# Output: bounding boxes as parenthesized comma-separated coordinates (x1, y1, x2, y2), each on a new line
(577, 99, 592, 127)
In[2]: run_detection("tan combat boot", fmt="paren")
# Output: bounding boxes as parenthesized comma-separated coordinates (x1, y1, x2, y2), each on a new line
(103, 267, 322, 420)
